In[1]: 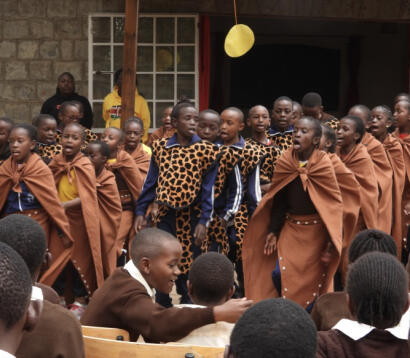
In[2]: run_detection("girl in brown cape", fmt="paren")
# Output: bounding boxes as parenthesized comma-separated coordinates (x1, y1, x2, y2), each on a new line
(243, 117, 343, 308)
(49, 123, 102, 306)
(102, 127, 144, 258)
(87, 141, 122, 278)
(0, 124, 73, 287)
(123, 117, 151, 177)
(370, 106, 405, 257)
(146, 105, 175, 146)
(393, 99, 410, 260)
(349, 105, 393, 234)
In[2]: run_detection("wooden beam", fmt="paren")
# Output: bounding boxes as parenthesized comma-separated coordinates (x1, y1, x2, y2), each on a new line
(121, 0, 139, 128)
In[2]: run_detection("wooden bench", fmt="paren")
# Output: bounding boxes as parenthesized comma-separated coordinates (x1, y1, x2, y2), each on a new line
(81, 325, 130, 341)
(83, 336, 225, 358)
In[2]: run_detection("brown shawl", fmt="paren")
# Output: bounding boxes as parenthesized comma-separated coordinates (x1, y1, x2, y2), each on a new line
(105, 150, 144, 201)
(362, 132, 393, 233)
(243, 148, 343, 301)
(127, 144, 151, 177)
(0, 154, 73, 286)
(338, 143, 379, 230)
(96, 168, 122, 278)
(49, 152, 102, 294)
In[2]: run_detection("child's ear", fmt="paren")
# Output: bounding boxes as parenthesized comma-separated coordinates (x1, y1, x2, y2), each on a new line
(325, 139, 333, 150)
(386, 117, 393, 128)
(139, 257, 151, 274)
(246, 118, 251, 127)
(226, 285, 235, 300)
(312, 136, 320, 147)
(353, 132, 361, 142)
(30, 140, 36, 151)
(187, 280, 194, 298)
(24, 299, 42, 332)
(171, 117, 177, 128)
(239, 121, 245, 132)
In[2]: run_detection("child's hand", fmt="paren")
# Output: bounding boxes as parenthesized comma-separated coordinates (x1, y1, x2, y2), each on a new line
(264, 232, 277, 255)
(404, 202, 410, 216)
(193, 223, 206, 246)
(213, 297, 253, 323)
(61, 235, 73, 249)
(150, 202, 159, 221)
(134, 215, 147, 233)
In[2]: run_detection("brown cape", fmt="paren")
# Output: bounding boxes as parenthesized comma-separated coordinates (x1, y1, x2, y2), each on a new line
(49, 152, 102, 294)
(383, 133, 405, 255)
(362, 132, 393, 233)
(0, 154, 73, 286)
(96, 168, 122, 278)
(243, 148, 343, 302)
(127, 143, 151, 177)
(338, 143, 379, 230)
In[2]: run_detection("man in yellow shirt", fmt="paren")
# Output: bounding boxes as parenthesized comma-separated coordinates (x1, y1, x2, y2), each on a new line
(103, 69, 151, 143)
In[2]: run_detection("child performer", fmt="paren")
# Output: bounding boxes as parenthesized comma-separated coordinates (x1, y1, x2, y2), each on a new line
(243, 117, 343, 308)
(32, 114, 62, 164)
(0, 124, 73, 287)
(87, 141, 122, 278)
(147, 106, 175, 146)
(292, 101, 303, 125)
(134, 102, 219, 306)
(196, 109, 242, 255)
(269, 96, 294, 152)
(301, 92, 339, 129)
(49, 123, 101, 314)
(102, 127, 143, 260)
(349, 105, 393, 234)
(319, 124, 361, 287)
(370, 105, 405, 256)
(246, 105, 281, 195)
(0, 117, 14, 166)
(123, 117, 151, 177)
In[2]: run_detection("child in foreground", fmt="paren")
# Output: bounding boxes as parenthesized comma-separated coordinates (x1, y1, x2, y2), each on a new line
(32, 114, 62, 164)
(81, 228, 252, 343)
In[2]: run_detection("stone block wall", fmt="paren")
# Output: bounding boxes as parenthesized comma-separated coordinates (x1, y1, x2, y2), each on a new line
(0, 0, 125, 122)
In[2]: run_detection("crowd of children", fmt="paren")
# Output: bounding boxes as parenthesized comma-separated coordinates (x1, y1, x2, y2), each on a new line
(0, 90, 409, 357)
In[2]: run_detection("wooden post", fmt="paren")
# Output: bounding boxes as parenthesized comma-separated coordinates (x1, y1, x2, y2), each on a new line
(121, 0, 139, 128)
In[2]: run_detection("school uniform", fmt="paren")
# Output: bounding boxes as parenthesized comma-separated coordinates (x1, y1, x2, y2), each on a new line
(316, 315, 410, 357)
(147, 127, 176, 147)
(268, 125, 293, 152)
(55, 128, 97, 151)
(35, 142, 62, 165)
(126, 143, 152, 177)
(81, 261, 215, 343)
(320, 112, 339, 130)
(135, 134, 219, 305)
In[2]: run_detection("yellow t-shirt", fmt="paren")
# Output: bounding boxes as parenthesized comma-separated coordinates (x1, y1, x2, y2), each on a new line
(142, 143, 152, 156)
(58, 170, 78, 202)
(107, 158, 117, 164)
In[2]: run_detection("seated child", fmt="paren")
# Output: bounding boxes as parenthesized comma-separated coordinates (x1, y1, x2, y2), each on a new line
(147, 105, 175, 146)
(0, 215, 84, 358)
(102, 127, 143, 261)
(225, 298, 317, 358)
(32, 114, 62, 164)
(87, 141, 122, 278)
(173, 252, 235, 347)
(243, 117, 343, 308)
(0, 117, 14, 166)
(81, 228, 252, 342)
(0, 242, 37, 358)
(292, 101, 303, 125)
(0, 123, 73, 287)
(370, 105, 405, 255)
(123, 117, 152, 177)
(311, 229, 398, 330)
(269, 96, 294, 151)
(317, 252, 409, 357)
(49, 122, 101, 315)
(302, 92, 338, 129)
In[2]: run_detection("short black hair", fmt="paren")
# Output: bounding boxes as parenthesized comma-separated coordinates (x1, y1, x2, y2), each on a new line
(223, 107, 244, 123)
(346, 252, 408, 329)
(188, 252, 234, 305)
(105, 127, 125, 142)
(273, 96, 292, 107)
(321, 124, 336, 153)
(0, 117, 15, 130)
(71, 100, 84, 113)
(58, 72, 74, 82)
(32, 114, 56, 128)
(199, 109, 221, 121)
(350, 104, 371, 122)
(342, 115, 365, 143)
(0, 241, 32, 329)
(396, 99, 410, 112)
(88, 140, 110, 159)
(229, 298, 317, 358)
(394, 92, 410, 103)
(372, 105, 392, 120)
(302, 92, 322, 108)
(0, 215, 46, 277)
(299, 116, 322, 138)
(124, 116, 144, 131)
(170, 102, 196, 120)
(248, 105, 269, 118)
(131, 228, 179, 263)
(59, 101, 78, 115)
(348, 229, 397, 264)
(12, 123, 37, 141)
(64, 122, 85, 140)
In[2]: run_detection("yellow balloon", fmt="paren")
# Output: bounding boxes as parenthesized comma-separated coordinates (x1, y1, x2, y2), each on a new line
(224, 24, 255, 58)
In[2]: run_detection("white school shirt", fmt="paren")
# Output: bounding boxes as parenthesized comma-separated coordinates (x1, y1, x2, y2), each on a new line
(124, 260, 156, 302)
(0, 350, 15, 358)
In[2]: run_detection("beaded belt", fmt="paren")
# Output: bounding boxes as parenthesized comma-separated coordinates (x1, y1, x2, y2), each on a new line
(285, 215, 321, 225)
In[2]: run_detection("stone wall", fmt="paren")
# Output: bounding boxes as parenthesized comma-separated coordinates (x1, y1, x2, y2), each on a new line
(0, 0, 125, 122)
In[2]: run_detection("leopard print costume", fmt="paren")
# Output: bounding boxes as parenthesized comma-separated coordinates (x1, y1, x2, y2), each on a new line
(56, 128, 98, 151)
(269, 130, 293, 152)
(36, 142, 62, 164)
(152, 137, 219, 273)
(323, 118, 339, 131)
(202, 144, 242, 254)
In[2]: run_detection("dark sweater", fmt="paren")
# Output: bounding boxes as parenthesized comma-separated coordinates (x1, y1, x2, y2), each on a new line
(317, 329, 408, 358)
(40, 90, 93, 129)
(81, 268, 215, 342)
